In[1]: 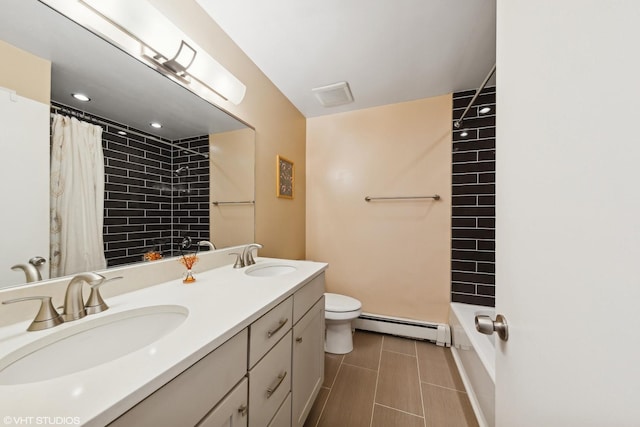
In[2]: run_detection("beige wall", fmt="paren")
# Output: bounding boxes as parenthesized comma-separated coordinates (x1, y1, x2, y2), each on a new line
(306, 95, 452, 323)
(150, 0, 306, 259)
(0, 40, 50, 104)
(210, 128, 255, 248)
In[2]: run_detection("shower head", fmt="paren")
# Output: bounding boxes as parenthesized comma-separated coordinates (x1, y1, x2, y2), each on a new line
(174, 166, 189, 176)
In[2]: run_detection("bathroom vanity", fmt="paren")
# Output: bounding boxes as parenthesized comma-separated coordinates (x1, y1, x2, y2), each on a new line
(0, 257, 326, 427)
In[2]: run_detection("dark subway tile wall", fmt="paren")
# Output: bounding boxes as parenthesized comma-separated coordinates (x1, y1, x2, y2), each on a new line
(51, 102, 210, 268)
(451, 87, 496, 307)
(171, 135, 210, 250)
(101, 123, 174, 267)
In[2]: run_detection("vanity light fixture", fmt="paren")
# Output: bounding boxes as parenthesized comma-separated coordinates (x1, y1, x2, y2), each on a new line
(72, 93, 91, 102)
(479, 106, 492, 114)
(41, 0, 246, 105)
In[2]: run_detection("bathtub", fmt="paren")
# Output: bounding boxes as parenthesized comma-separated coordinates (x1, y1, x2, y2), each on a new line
(449, 303, 495, 427)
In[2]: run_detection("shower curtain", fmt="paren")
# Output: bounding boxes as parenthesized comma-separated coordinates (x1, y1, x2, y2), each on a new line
(50, 114, 106, 277)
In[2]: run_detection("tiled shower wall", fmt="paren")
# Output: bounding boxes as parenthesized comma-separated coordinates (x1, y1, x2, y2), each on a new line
(171, 135, 211, 251)
(451, 87, 496, 307)
(51, 103, 210, 268)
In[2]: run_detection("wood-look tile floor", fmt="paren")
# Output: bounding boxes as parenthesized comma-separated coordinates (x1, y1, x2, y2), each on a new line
(304, 330, 479, 427)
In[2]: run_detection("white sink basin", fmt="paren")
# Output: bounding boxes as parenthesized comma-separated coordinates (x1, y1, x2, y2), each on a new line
(245, 263, 297, 277)
(0, 305, 188, 385)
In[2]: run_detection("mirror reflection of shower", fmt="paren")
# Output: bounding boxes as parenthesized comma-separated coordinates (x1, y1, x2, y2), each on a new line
(174, 165, 190, 195)
(174, 166, 189, 176)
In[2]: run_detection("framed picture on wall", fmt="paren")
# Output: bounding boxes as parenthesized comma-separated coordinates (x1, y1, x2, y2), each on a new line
(276, 155, 294, 199)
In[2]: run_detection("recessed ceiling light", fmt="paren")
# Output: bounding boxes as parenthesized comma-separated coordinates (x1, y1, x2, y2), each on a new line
(72, 93, 90, 102)
(150, 122, 162, 129)
(117, 130, 127, 136)
(460, 131, 469, 137)
(479, 106, 492, 114)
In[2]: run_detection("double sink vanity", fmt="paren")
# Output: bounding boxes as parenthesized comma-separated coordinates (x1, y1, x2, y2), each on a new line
(0, 249, 327, 427)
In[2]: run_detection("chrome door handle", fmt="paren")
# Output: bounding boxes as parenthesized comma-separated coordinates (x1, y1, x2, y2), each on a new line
(267, 318, 288, 338)
(266, 371, 287, 398)
(475, 314, 509, 341)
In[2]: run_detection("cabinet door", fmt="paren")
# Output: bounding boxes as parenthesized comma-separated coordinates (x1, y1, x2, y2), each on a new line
(291, 297, 325, 427)
(198, 378, 248, 427)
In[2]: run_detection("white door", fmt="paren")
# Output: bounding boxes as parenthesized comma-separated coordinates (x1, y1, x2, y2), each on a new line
(495, 1, 640, 426)
(0, 88, 50, 287)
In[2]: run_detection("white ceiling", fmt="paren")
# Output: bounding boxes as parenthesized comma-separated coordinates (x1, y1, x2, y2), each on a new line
(196, 0, 496, 117)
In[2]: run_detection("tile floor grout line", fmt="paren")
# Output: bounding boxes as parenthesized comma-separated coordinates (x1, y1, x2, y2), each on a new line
(420, 379, 469, 394)
(381, 348, 418, 358)
(340, 361, 379, 373)
(328, 354, 345, 389)
(374, 402, 426, 420)
(415, 340, 428, 427)
(313, 355, 344, 427)
(310, 388, 331, 427)
(369, 334, 384, 427)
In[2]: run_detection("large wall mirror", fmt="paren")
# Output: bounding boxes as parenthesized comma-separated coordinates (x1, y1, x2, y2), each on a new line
(0, 0, 255, 289)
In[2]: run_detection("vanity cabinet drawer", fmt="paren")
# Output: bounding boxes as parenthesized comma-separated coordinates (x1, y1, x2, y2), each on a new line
(197, 377, 248, 427)
(267, 393, 291, 427)
(109, 329, 248, 427)
(249, 331, 292, 427)
(293, 273, 324, 324)
(249, 296, 292, 368)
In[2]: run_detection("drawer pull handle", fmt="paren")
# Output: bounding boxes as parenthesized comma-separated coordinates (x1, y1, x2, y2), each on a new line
(238, 404, 248, 416)
(267, 318, 288, 338)
(296, 337, 303, 343)
(266, 371, 287, 398)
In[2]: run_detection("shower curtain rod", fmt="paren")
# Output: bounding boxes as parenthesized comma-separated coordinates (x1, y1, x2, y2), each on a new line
(50, 104, 209, 159)
(454, 64, 496, 129)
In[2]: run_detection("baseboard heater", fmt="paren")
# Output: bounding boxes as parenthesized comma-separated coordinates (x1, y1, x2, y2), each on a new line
(353, 312, 451, 347)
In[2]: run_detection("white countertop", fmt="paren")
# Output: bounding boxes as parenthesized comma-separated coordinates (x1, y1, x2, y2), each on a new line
(0, 258, 327, 426)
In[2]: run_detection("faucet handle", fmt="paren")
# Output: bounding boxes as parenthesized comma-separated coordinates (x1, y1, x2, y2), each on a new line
(2, 296, 64, 331)
(229, 253, 244, 269)
(85, 276, 123, 315)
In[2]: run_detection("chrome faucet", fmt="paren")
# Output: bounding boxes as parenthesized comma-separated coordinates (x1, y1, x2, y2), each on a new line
(10, 256, 46, 283)
(61, 272, 106, 321)
(243, 243, 263, 267)
(198, 240, 216, 251)
(11, 263, 41, 283)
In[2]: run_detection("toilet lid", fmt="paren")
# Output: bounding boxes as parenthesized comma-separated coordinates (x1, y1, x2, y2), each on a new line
(325, 293, 362, 312)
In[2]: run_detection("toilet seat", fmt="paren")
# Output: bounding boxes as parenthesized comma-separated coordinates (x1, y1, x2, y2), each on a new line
(325, 293, 362, 313)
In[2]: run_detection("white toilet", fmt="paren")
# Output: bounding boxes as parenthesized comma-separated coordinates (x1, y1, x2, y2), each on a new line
(324, 293, 362, 354)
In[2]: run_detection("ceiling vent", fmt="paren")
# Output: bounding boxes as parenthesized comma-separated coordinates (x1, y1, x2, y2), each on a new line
(312, 81, 354, 107)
